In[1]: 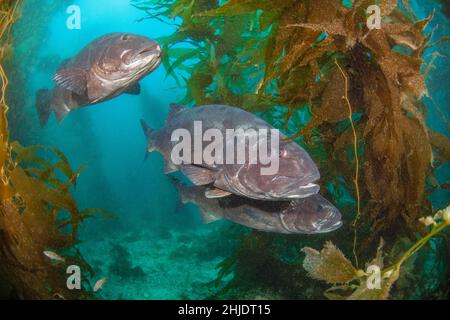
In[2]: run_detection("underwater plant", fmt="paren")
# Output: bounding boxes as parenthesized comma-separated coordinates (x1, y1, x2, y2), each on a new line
(302, 205, 450, 300)
(0, 0, 111, 299)
(135, 0, 450, 299)
(5, 0, 72, 144)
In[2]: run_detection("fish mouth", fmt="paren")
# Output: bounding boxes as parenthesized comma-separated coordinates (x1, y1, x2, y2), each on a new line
(138, 44, 161, 57)
(329, 220, 343, 230)
(267, 173, 320, 199)
(127, 44, 162, 75)
(283, 181, 320, 199)
(279, 193, 343, 234)
(125, 44, 161, 68)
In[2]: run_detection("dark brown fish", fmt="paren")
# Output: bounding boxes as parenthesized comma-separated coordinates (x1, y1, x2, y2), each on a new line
(141, 103, 320, 201)
(36, 33, 161, 127)
(172, 178, 342, 234)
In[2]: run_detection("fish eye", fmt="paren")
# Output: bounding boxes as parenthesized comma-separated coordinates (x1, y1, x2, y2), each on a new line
(279, 149, 287, 157)
(121, 34, 132, 41)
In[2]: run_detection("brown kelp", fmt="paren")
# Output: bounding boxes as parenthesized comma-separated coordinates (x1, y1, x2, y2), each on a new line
(302, 205, 450, 300)
(0, 0, 111, 299)
(135, 0, 450, 299)
(136, 0, 450, 237)
(5, 0, 72, 144)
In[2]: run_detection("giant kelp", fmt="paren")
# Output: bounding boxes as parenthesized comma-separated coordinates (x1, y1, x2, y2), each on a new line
(135, 0, 450, 299)
(0, 0, 110, 299)
(5, 0, 72, 144)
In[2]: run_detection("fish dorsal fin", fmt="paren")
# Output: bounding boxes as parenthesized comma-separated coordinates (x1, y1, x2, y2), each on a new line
(53, 68, 87, 96)
(167, 103, 186, 122)
(198, 208, 222, 224)
(180, 165, 216, 186)
(205, 187, 232, 199)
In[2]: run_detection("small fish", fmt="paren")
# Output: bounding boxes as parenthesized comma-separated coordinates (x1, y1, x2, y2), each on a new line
(43, 250, 66, 263)
(93, 277, 108, 292)
(141, 103, 320, 201)
(36, 33, 162, 127)
(172, 178, 342, 234)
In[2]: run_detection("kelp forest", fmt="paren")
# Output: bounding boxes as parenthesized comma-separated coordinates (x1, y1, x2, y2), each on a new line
(0, 0, 110, 299)
(132, 0, 450, 299)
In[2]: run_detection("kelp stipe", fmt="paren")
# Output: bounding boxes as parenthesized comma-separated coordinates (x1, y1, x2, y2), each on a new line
(0, 0, 111, 299)
(135, 0, 450, 299)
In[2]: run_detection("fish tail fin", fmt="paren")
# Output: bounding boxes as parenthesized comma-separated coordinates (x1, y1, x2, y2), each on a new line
(36, 89, 52, 128)
(140, 119, 155, 160)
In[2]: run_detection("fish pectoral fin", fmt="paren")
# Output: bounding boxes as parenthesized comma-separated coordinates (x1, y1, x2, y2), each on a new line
(53, 68, 87, 96)
(199, 208, 222, 224)
(124, 83, 141, 95)
(180, 165, 216, 186)
(205, 188, 232, 199)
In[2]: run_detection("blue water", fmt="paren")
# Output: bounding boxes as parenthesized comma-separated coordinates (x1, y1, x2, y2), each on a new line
(35, 0, 180, 225)
(6, 0, 450, 299)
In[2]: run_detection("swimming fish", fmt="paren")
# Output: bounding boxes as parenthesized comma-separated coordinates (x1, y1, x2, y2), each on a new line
(43, 250, 66, 263)
(172, 178, 342, 234)
(93, 277, 108, 292)
(141, 103, 320, 200)
(36, 32, 162, 127)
